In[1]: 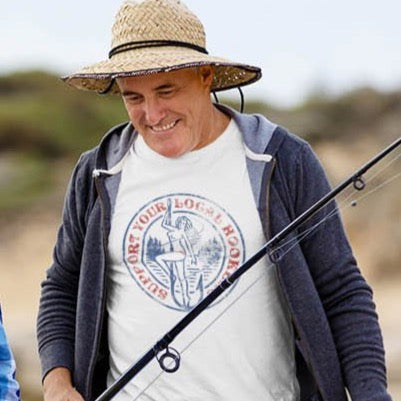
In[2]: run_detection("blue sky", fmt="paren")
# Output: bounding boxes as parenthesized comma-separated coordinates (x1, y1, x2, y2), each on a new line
(2, 0, 401, 107)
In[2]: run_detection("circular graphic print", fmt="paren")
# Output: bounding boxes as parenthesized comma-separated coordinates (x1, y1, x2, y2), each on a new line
(123, 193, 245, 311)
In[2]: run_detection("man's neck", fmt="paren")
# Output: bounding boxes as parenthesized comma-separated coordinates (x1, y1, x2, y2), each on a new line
(197, 104, 230, 150)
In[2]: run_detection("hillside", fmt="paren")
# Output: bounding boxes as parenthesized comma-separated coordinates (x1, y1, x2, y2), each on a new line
(1, 71, 400, 212)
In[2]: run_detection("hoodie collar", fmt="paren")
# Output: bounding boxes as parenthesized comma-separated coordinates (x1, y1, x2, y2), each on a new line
(93, 104, 277, 177)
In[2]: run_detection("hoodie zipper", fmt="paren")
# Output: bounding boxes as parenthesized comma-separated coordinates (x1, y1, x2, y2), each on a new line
(87, 143, 278, 398)
(264, 159, 325, 400)
(86, 174, 110, 400)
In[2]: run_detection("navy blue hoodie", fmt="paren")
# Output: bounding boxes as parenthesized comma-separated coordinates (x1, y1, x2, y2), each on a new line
(37, 106, 391, 401)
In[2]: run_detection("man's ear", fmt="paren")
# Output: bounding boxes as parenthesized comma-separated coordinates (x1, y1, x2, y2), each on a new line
(199, 65, 214, 89)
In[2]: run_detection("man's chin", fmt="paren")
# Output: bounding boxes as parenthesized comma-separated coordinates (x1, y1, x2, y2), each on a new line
(150, 143, 187, 158)
(158, 149, 186, 158)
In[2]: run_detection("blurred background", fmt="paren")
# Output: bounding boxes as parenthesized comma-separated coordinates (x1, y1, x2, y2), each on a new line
(0, 0, 400, 399)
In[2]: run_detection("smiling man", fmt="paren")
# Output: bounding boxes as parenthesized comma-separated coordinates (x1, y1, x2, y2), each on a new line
(117, 67, 229, 158)
(37, 1, 392, 401)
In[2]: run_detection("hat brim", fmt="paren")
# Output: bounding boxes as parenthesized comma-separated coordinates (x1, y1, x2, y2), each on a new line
(62, 47, 261, 94)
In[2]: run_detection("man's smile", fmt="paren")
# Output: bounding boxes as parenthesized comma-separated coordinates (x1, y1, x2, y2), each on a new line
(149, 119, 179, 133)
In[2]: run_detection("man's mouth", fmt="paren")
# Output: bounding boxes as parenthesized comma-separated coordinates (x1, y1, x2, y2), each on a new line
(150, 120, 178, 133)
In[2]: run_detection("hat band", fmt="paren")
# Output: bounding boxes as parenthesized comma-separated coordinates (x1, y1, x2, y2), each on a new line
(108, 40, 208, 59)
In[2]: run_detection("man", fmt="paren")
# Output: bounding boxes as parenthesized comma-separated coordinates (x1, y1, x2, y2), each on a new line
(37, 0, 392, 400)
(0, 305, 20, 401)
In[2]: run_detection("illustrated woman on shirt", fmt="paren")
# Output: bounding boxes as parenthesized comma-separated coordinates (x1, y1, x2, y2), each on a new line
(156, 198, 197, 308)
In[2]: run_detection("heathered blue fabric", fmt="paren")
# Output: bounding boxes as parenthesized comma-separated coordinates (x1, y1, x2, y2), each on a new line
(37, 107, 392, 401)
(0, 306, 21, 401)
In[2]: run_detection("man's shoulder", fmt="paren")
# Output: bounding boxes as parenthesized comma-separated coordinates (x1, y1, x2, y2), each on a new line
(225, 106, 308, 157)
(270, 125, 309, 155)
(75, 120, 132, 172)
(239, 111, 309, 157)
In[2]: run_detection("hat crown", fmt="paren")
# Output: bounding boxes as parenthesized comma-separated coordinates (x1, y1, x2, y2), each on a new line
(111, 0, 206, 49)
(64, 0, 262, 94)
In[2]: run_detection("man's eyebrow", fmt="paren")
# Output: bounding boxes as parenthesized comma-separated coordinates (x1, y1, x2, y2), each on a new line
(121, 90, 140, 97)
(155, 83, 176, 91)
(121, 83, 176, 97)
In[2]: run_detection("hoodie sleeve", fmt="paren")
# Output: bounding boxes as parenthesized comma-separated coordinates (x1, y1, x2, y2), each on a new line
(36, 150, 97, 382)
(293, 142, 391, 401)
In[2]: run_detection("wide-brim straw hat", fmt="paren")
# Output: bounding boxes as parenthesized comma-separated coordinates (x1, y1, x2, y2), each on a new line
(63, 0, 262, 94)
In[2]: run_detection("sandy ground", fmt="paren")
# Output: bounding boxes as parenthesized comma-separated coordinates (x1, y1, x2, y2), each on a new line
(0, 151, 400, 400)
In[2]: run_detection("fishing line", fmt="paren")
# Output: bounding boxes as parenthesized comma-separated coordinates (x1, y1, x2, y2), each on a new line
(131, 158, 401, 399)
(363, 147, 401, 180)
(131, 261, 281, 401)
(269, 148, 401, 256)
(131, 145, 401, 401)
(269, 168, 401, 258)
(99, 138, 401, 401)
(131, 368, 165, 401)
(345, 168, 401, 207)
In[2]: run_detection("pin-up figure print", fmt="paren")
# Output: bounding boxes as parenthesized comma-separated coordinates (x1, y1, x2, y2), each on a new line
(156, 199, 202, 309)
(123, 193, 245, 311)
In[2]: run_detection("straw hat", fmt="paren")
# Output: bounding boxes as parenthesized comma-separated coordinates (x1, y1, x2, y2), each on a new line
(63, 0, 262, 94)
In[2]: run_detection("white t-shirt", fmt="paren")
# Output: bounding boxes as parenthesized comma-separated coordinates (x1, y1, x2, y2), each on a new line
(106, 120, 299, 400)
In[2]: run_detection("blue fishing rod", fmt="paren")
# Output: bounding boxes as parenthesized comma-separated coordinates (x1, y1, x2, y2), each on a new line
(96, 136, 401, 401)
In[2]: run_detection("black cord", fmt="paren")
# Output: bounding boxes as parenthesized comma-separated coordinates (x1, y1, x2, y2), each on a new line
(98, 78, 116, 95)
(238, 86, 244, 113)
(109, 40, 208, 58)
(212, 91, 219, 104)
(213, 88, 244, 113)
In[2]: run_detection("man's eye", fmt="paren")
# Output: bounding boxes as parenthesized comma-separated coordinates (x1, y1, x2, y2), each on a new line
(126, 96, 142, 104)
(159, 90, 174, 97)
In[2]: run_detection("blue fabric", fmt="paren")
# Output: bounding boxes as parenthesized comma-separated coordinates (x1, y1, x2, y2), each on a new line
(0, 306, 20, 401)
(37, 108, 392, 401)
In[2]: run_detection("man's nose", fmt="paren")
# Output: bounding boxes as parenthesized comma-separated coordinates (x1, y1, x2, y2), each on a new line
(143, 97, 166, 125)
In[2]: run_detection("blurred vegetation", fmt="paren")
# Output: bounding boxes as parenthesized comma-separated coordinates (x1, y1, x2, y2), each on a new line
(0, 71, 128, 212)
(0, 70, 127, 157)
(1, 70, 401, 213)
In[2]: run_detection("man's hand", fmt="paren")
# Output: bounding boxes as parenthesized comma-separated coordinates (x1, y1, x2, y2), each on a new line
(43, 367, 84, 401)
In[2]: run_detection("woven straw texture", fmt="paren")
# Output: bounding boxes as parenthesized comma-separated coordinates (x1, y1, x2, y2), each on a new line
(63, 0, 261, 93)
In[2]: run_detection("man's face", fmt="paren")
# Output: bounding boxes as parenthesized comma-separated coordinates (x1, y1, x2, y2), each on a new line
(117, 67, 214, 158)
